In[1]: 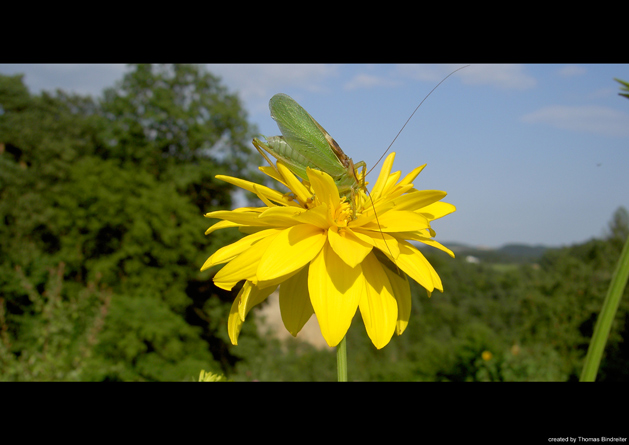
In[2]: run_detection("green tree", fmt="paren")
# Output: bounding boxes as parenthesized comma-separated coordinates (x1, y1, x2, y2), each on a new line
(0, 65, 263, 380)
(0, 263, 111, 381)
(99, 64, 259, 181)
(606, 206, 629, 251)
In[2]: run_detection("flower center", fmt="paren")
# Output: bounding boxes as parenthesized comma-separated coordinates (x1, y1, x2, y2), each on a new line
(334, 200, 353, 228)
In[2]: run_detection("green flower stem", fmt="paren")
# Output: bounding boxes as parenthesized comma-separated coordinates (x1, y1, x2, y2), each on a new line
(580, 234, 629, 382)
(337, 335, 348, 382)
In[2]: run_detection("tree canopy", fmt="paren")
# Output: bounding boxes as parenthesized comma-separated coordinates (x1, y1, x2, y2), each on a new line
(0, 64, 262, 380)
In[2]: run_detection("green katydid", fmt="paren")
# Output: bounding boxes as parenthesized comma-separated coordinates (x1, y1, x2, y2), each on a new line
(253, 93, 366, 202)
(253, 66, 468, 211)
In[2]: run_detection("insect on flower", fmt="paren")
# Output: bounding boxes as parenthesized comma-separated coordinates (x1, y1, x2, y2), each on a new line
(202, 67, 465, 349)
(253, 93, 367, 214)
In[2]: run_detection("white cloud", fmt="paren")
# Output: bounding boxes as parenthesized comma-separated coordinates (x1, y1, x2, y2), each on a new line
(521, 105, 629, 137)
(459, 64, 537, 89)
(343, 73, 400, 90)
(205, 64, 338, 115)
(394, 64, 460, 82)
(557, 64, 586, 77)
(394, 64, 536, 90)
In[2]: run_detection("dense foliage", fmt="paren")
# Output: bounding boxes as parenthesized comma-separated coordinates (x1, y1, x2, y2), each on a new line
(0, 65, 263, 380)
(1, 65, 627, 381)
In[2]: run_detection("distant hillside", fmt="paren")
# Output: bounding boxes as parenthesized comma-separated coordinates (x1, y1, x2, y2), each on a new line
(498, 243, 549, 259)
(422, 242, 550, 264)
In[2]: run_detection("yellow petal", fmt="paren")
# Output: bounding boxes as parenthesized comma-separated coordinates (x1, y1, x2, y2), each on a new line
(373, 249, 412, 335)
(390, 190, 448, 212)
(204, 220, 244, 236)
(276, 161, 314, 206)
(394, 240, 444, 293)
(306, 168, 340, 209)
(327, 227, 373, 268)
(204, 209, 268, 227)
(379, 170, 402, 199)
(398, 164, 427, 187)
(391, 241, 434, 292)
(227, 293, 244, 345)
(354, 229, 401, 261)
(258, 185, 301, 208)
(257, 206, 308, 226)
(369, 152, 395, 201)
(418, 201, 457, 221)
(257, 224, 326, 284)
(279, 266, 314, 337)
(201, 228, 282, 271)
(217, 175, 288, 206)
(237, 281, 277, 322)
(215, 174, 263, 194)
(228, 281, 276, 345)
(378, 179, 411, 202)
(358, 252, 398, 349)
(350, 199, 395, 227)
(292, 203, 331, 230)
(363, 210, 430, 233)
(213, 232, 279, 290)
(308, 243, 363, 347)
(397, 232, 455, 258)
(259, 165, 285, 183)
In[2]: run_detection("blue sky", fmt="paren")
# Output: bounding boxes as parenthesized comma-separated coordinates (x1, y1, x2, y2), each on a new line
(2, 63, 628, 248)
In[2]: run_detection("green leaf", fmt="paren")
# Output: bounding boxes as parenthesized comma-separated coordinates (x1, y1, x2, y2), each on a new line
(580, 233, 629, 381)
(614, 78, 629, 99)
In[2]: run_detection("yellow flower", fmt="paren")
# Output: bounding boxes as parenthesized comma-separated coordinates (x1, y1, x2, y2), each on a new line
(198, 370, 228, 382)
(201, 152, 455, 349)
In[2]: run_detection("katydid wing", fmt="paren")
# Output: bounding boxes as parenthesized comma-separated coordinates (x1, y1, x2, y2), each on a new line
(253, 93, 365, 198)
